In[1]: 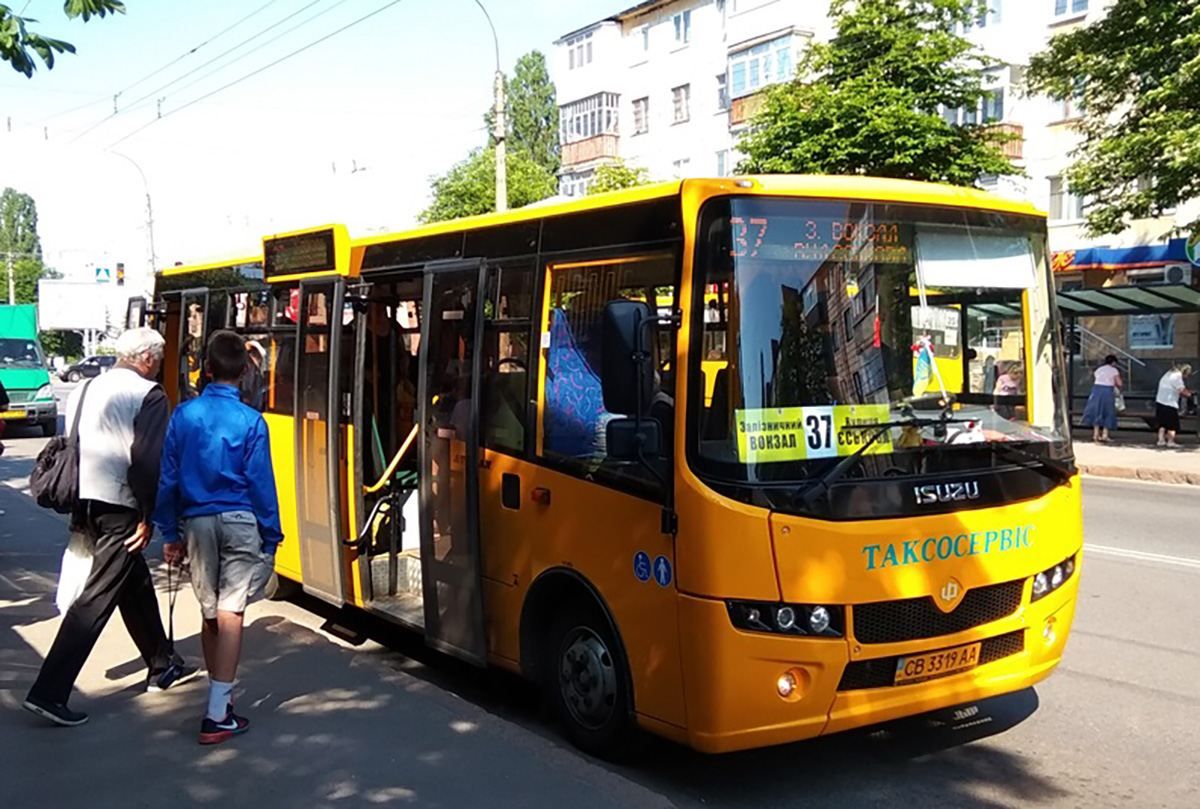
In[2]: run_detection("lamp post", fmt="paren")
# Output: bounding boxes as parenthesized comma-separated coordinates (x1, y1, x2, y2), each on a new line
(473, 0, 506, 212)
(108, 151, 158, 276)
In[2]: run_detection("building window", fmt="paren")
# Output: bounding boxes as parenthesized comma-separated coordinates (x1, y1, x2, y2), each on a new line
(1048, 176, 1086, 221)
(1055, 80, 1084, 120)
(716, 73, 729, 110)
(633, 97, 649, 134)
(1128, 314, 1174, 349)
(968, 0, 1001, 28)
(672, 84, 690, 123)
(983, 88, 1004, 121)
(673, 10, 691, 44)
(1054, 0, 1088, 17)
(672, 157, 690, 177)
(559, 92, 620, 144)
(567, 32, 593, 70)
(729, 35, 794, 99)
(716, 150, 729, 177)
(641, 25, 650, 51)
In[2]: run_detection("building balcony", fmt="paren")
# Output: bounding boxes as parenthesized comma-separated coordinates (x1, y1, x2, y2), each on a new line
(729, 93, 765, 127)
(983, 123, 1024, 161)
(562, 134, 620, 168)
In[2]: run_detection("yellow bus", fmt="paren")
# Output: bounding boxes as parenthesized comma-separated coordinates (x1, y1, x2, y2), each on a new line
(151, 176, 1081, 755)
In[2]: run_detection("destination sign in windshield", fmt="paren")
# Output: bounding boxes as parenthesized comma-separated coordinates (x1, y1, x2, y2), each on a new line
(264, 229, 337, 278)
(730, 215, 913, 264)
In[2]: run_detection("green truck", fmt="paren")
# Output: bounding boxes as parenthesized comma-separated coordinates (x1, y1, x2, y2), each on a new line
(0, 304, 58, 437)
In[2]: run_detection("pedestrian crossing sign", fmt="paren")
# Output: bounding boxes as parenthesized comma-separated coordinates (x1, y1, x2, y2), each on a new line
(96, 266, 112, 283)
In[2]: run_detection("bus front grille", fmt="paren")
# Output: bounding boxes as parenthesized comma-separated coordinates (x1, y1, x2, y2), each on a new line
(837, 630, 1026, 691)
(851, 579, 1025, 645)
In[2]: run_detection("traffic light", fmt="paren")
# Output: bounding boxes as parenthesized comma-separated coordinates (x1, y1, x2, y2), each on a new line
(116, 262, 125, 286)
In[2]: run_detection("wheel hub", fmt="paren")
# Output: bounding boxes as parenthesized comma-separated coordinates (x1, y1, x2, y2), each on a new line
(558, 628, 617, 730)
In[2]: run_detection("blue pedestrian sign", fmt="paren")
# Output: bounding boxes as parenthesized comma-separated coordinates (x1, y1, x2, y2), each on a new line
(653, 555, 673, 587)
(633, 551, 651, 582)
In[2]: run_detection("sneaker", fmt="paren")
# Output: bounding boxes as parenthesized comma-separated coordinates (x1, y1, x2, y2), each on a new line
(1157, 439, 1167, 447)
(199, 710, 250, 745)
(147, 661, 200, 693)
(23, 694, 88, 727)
(1166, 441, 1182, 448)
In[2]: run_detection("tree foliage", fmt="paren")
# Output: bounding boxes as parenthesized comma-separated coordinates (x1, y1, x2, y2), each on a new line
(418, 147, 557, 224)
(737, 0, 1019, 185)
(587, 160, 652, 195)
(1026, 1, 1200, 237)
(0, 1, 125, 77)
(1, 187, 42, 260)
(485, 51, 560, 176)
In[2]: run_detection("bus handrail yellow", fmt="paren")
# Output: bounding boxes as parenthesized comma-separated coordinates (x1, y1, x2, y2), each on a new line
(363, 424, 419, 494)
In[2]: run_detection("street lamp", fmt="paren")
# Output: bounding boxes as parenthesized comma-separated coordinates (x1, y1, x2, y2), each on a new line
(107, 150, 158, 276)
(473, 0, 506, 212)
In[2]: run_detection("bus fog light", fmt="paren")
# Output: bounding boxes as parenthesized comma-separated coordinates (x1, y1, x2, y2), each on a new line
(808, 606, 831, 634)
(1043, 617, 1057, 646)
(776, 606, 797, 631)
(1032, 572, 1049, 598)
(776, 671, 797, 698)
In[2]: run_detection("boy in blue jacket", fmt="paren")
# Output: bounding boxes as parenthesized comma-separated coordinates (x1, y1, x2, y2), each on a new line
(155, 330, 282, 745)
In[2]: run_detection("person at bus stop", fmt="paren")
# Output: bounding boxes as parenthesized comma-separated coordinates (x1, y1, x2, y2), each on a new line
(1081, 354, 1122, 443)
(239, 340, 267, 412)
(23, 328, 195, 728)
(155, 330, 283, 745)
(1155, 363, 1193, 448)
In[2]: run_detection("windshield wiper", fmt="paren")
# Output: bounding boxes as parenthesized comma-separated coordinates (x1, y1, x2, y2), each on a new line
(799, 416, 971, 510)
(979, 441, 1075, 484)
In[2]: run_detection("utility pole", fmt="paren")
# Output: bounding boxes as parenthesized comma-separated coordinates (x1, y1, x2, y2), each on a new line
(474, 0, 506, 212)
(109, 151, 157, 274)
(6, 251, 13, 305)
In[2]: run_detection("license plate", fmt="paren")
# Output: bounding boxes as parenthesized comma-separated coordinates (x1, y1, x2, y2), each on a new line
(895, 641, 981, 685)
(0, 410, 27, 420)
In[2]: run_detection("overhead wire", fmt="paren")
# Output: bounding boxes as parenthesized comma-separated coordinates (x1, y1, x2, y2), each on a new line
(106, 0, 407, 149)
(29, 0, 281, 135)
(70, 0, 328, 143)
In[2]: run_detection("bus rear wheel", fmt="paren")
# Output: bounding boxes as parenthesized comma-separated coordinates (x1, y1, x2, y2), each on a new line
(545, 606, 634, 757)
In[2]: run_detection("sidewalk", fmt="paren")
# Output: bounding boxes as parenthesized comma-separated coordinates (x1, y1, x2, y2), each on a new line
(1072, 429, 1200, 486)
(0, 453, 673, 809)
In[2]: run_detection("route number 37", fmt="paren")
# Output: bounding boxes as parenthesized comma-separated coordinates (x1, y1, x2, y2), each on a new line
(806, 412, 833, 451)
(730, 217, 768, 258)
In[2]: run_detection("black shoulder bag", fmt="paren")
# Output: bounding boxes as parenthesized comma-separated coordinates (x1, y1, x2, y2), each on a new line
(30, 381, 91, 514)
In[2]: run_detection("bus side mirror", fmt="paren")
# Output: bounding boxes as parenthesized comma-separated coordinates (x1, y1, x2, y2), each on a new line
(607, 417, 662, 461)
(601, 300, 655, 415)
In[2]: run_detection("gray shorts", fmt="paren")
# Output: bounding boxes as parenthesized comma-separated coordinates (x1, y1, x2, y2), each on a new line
(184, 511, 273, 620)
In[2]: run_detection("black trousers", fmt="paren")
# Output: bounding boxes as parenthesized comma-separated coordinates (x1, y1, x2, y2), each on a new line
(29, 502, 174, 705)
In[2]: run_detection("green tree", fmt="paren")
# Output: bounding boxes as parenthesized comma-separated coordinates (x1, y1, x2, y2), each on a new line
(0, 1, 125, 77)
(419, 147, 557, 224)
(737, 0, 1019, 185)
(1026, 1, 1200, 237)
(587, 160, 652, 195)
(1, 187, 42, 261)
(485, 51, 560, 176)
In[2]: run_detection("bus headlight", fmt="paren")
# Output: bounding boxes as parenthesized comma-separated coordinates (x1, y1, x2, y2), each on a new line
(727, 600, 844, 637)
(1031, 553, 1077, 601)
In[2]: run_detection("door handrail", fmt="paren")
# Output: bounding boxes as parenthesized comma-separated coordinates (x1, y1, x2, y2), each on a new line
(364, 424, 419, 494)
(1075, 325, 1147, 367)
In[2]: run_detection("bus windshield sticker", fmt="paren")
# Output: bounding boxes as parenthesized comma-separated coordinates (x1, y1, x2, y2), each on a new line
(734, 404, 893, 464)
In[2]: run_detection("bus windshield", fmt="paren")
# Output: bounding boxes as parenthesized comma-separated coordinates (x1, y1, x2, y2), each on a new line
(692, 196, 1070, 488)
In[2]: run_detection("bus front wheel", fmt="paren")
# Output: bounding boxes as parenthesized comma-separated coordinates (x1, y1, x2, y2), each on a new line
(545, 605, 634, 757)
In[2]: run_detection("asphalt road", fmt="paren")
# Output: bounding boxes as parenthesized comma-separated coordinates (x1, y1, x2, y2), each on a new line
(0, 425, 1196, 808)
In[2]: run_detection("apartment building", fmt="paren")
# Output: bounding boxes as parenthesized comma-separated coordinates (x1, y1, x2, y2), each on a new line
(551, 0, 832, 196)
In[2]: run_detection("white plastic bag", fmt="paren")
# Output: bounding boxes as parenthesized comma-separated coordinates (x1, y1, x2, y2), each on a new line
(55, 530, 93, 614)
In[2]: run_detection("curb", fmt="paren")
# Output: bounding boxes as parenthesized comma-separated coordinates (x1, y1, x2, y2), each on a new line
(1079, 463, 1200, 486)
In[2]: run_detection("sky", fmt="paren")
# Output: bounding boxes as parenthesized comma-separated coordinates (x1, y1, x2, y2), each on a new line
(0, 0, 614, 286)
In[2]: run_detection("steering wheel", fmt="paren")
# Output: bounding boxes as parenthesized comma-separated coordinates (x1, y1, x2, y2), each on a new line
(497, 357, 526, 372)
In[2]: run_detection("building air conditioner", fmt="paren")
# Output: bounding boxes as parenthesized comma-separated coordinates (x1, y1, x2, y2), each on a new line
(1163, 264, 1193, 285)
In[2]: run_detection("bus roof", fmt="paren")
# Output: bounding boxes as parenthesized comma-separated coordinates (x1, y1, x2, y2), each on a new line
(353, 175, 1045, 250)
(159, 255, 263, 278)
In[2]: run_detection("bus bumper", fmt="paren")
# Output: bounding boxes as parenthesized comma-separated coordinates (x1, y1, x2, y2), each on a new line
(676, 576, 1078, 754)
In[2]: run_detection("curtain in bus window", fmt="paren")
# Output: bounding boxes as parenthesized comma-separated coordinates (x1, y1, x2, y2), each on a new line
(544, 307, 609, 460)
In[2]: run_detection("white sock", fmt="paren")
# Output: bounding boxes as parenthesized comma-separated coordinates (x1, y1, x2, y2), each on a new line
(206, 679, 234, 722)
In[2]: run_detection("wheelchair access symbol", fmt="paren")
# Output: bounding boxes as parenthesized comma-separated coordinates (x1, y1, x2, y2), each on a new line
(633, 551, 651, 582)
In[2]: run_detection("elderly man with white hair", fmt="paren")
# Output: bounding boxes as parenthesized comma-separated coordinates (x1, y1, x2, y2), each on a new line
(24, 327, 195, 727)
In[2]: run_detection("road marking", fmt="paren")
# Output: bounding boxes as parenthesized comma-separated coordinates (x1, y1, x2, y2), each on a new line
(1087, 543, 1200, 570)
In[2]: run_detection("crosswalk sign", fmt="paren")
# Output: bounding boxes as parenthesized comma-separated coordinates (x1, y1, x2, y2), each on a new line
(96, 266, 112, 283)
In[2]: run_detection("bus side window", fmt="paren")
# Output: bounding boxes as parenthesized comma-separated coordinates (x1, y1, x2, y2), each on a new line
(482, 260, 535, 456)
(538, 252, 676, 496)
